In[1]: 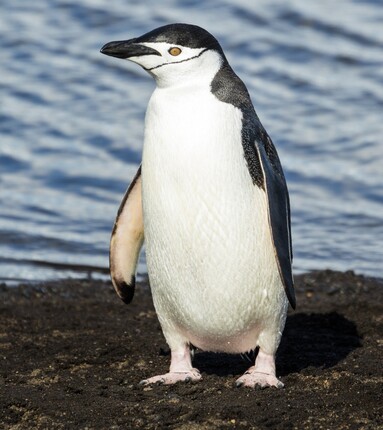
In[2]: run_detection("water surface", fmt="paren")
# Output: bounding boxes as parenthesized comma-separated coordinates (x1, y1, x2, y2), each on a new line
(1, 0, 382, 282)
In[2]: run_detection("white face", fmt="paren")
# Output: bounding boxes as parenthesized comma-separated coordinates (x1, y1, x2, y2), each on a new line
(126, 42, 223, 88)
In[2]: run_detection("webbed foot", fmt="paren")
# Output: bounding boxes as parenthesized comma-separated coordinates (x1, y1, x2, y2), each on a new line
(236, 349, 283, 389)
(139, 344, 201, 386)
(140, 368, 201, 386)
(236, 368, 283, 389)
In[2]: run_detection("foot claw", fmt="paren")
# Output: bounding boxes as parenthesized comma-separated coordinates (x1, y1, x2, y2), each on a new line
(235, 371, 284, 389)
(140, 370, 201, 386)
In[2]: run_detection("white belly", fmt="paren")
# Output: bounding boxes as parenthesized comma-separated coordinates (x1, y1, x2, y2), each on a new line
(142, 87, 285, 353)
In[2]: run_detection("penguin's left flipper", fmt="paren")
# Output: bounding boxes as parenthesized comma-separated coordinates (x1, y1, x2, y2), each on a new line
(256, 137, 296, 309)
(110, 166, 144, 304)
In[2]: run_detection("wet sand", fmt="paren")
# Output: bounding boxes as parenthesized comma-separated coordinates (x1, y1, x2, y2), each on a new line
(1, 270, 382, 429)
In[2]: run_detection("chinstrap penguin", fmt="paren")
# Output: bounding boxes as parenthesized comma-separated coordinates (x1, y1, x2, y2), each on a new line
(101, 23, 295, 388)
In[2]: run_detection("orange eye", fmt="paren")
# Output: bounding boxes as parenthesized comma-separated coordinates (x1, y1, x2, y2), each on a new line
(168, 47, 182, 56)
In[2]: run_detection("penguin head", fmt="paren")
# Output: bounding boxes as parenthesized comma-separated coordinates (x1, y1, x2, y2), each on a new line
(101, 24, 226, 87)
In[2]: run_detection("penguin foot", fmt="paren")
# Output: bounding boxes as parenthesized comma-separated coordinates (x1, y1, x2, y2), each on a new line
(140, 344, 201, 386)
(235, 368, 284, 389)
(236, 349, 283, 388)
(139, 369, 201, 386)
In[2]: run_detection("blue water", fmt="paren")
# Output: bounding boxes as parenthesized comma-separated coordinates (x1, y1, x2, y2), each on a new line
(1, 0, 383, 282)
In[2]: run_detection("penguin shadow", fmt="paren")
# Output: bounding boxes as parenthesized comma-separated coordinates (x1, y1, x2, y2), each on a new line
(191, 312, 361, 378)
(277, 311, 361, 376)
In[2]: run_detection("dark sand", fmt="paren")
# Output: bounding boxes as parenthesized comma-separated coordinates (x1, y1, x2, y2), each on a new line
(1, 270, 382, 429)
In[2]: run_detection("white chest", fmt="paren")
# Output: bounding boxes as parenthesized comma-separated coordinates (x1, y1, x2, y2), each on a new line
(140, 86, 282, 350)
(142, 87, 248, 207)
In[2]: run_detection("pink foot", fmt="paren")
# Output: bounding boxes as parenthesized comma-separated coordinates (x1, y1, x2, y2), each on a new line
(236, 349, 284, 389)
(139, 344, 202, 386)
(140, 368, 201, 386)
(236, 368, 284, 389)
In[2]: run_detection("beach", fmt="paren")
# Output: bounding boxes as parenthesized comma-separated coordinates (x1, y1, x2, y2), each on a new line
(1, 270, 382, 429)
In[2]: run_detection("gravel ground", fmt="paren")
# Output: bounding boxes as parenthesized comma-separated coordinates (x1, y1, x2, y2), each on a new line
(1, 270, 382, 429)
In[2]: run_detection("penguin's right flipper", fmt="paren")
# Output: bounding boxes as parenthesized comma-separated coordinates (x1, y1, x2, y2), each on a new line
(110, 166, 144, 304)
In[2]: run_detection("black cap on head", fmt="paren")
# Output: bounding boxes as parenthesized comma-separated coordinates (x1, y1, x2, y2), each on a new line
(135, 23, 223, 52)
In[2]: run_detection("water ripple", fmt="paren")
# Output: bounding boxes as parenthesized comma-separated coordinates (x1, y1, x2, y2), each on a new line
(0, 0, 382, 281)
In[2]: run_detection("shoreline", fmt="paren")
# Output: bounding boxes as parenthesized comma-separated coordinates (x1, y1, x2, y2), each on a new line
(1, 270, 382, 429)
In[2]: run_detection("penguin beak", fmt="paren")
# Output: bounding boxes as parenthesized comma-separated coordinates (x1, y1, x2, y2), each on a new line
(100, 39, 161, 59)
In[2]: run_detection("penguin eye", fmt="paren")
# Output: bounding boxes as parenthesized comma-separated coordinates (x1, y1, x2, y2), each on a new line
(168, 47, 182, 56)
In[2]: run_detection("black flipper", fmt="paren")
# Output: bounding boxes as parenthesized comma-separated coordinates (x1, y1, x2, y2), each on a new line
(109, 166, 144, 304)
(255, 137, 296, 309)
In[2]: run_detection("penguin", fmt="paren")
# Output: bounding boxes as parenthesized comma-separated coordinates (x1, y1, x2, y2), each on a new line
(101, 23, 295, 388)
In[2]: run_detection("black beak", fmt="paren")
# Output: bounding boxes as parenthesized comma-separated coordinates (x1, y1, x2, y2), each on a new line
(100, 39, 161, 59)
